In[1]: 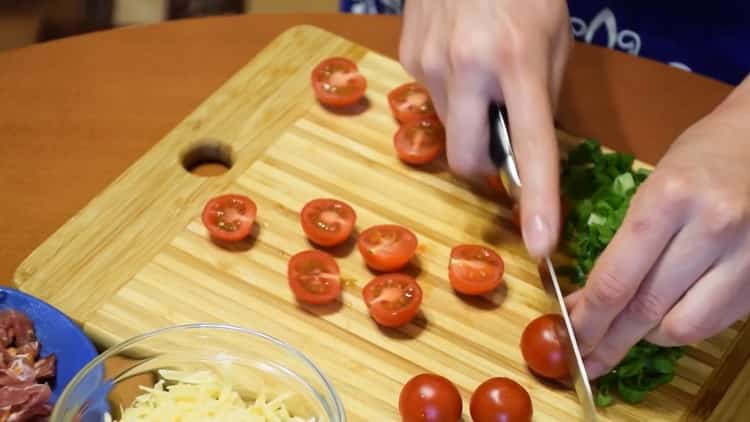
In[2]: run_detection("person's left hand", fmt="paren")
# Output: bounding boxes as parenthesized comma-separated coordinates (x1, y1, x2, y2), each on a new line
(566, 76, 750, 378)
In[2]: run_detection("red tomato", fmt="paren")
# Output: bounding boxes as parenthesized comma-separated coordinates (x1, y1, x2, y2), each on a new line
(448, 245, 504, 295)
(362, 273, 422, 327)
(394, 119, 445, 165)
(470, 378, 533, 422)
(287, 250, 342, 305)
(201, 194, 257, 242)
(388, 82, 438, 123)
(399, 373, 462, 422)
(358, 225, 418, 272)
(300, 198, 357, 247)
(311, 57, 367, 107)
(520, 314, 570, 379)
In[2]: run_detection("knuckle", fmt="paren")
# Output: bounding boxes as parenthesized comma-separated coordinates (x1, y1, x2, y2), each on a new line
(448, 36, 483, 70)
(496, 25, 527, 63)
(657, 174, 692, 213)
(703, 194, 746, 237)
(626, 291, 669, 323)
(586, 270, 632, 308)
(398, 44, 418, 76)
(661, 317, 712, 345)
(419, 48, 446, 79)
(448, 32, 492, 72)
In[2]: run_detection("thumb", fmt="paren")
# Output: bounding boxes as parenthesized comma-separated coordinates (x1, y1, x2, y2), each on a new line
(500, 70, 561, 258)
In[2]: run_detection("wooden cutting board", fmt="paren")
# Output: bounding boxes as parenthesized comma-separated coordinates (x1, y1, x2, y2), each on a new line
(14, 25, 746, 421)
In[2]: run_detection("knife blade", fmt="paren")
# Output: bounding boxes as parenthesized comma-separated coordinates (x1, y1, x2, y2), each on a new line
(488, 102, 598, 421)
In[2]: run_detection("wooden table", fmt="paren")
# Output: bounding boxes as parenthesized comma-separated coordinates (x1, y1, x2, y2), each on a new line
(0, 13, 744, 420)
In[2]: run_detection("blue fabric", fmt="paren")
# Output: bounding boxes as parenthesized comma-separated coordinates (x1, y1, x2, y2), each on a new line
(568, 1, 749, 85)
(339, 0, 748, 86)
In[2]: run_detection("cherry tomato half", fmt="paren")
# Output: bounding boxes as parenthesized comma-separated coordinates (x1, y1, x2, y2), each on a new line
(201, 194, 257, 242)
(311, 57, 367, 107)
(394, 119, 445, 165)
(449, 244, 505, 295)
(358, 225, 418, 272)
(287, 250, 342, 305)
(362, 273, 422, 327)
(470, 377, 533, 422)
(388, 82, 437, 123)
(399, 373, 462, 422)
(300, 198, 357, 247)
(520, 314, 570, 379)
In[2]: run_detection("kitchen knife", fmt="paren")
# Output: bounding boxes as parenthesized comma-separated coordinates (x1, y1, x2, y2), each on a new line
(488, 102, 598, 421)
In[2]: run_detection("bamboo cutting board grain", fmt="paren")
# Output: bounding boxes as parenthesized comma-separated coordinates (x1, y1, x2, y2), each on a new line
(14, 25, 748, 421)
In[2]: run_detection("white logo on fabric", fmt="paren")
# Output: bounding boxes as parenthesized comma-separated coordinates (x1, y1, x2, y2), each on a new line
(571, 8, 691, 72)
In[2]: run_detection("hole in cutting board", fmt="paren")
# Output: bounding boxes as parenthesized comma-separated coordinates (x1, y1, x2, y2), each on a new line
(181, 140, 233, 176)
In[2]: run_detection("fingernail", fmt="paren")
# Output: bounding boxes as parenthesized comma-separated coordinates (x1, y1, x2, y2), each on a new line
(524, 213, 550, 257)
(585, 358, 608, 379)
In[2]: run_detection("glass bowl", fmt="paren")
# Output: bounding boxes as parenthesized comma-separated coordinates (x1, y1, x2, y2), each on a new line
(50, 323, 345, 421)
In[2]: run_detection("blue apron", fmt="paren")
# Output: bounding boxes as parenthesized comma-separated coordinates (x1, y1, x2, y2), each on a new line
(339, 0, 749, 86)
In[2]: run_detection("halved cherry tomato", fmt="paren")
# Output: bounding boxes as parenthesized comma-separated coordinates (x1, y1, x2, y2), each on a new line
(399, 373, 462, 422)
(300, 198, 357, 247)
(388, 82, 438, 123)
(394, 118, 445, 165)
(449, 244, 504, 295)
(311, 57, 367, 107)
(201, 194, 257, 242)
(357, 225, 418, 272)
(520, 314, 570, 379)
(362, 273, 422, 327)
(287, 250, 341, 305)
(470, 377, 533, 422)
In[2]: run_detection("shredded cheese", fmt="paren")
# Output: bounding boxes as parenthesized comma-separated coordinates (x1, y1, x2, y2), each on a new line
(105, 369, 316, 422)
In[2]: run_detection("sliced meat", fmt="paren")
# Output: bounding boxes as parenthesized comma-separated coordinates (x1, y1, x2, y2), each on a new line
(7, 384, 51, 422)
(0, 385, 47, 409)
(0, 312, 35, 348)
(0, 358, 36, 387)
(32, 357, 55, 382)
(14, 344, 38, 363)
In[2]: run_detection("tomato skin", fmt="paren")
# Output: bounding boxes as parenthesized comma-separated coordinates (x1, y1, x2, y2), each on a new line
(388, 82, 437, 123)
(399, 373, 462, 422)
(311, 57, 367, 107)
(362, 273, 422, 327)
(520, 314, 570, 379)
(470, 378, 532, 422)
(300, 198, 357, 247)
(394, 118, 445, 165)
(358, 225, 418, 272)
(201, 194, 257, 242)
(287, 250, 342, 305)
(448, 244, 504, 295)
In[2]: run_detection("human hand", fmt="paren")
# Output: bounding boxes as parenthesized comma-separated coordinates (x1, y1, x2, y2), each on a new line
(399, 0, 572, 257)
(567, 76, 750, 378)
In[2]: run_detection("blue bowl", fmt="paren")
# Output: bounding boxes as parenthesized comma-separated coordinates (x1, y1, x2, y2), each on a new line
(0, 287, 98, 402)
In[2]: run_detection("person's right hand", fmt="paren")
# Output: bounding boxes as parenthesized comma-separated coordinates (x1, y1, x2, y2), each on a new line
(399, 0, 572, 257)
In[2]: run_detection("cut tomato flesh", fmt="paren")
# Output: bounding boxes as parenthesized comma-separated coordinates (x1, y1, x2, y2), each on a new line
(449, 244, 504, 295)
(365, 231, 399, 255)
(288, 250, 341, 305)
